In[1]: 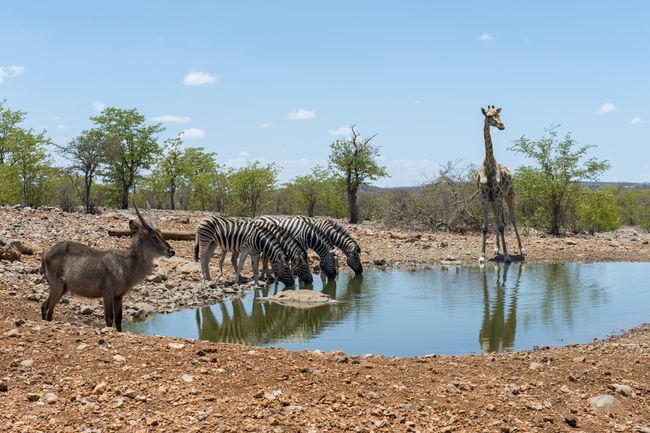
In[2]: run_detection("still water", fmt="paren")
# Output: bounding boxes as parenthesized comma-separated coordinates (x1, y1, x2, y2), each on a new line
(125, 263, 650, 357)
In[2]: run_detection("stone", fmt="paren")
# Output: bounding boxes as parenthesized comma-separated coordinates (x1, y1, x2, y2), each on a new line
(560, 385, 571, 393)
(0, 382, 7, 392)
(257, 290, 338, 308)
(0, 245, 20, 261)
(112, 354, 126, 362)
(92, 382, 107, 395)
(366, 391, 381, 399)
(562, 411, 577, 427)
(439, 241, 449, 248)
(608, 383, 633, 396)
(168, 343, 185, 349)
(565, 240, 578, 246)
(373, 258, 387, 266)
(145, 417, 159, 426)
(182, 374, 194, 383)
(4, 329, 18, 338)
(44, 392, 58, 404)
(588, 394, 626, 416)
(529, 362, 544, 371)
(20, 359, 33, 367)
(8, 239, 35, 255)
(25, 293, 40, 302)
(80, 306, 95, 315)
(27, 393, 40, 402)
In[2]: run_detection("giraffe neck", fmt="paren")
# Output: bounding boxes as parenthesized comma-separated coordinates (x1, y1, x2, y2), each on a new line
(483, 119, 497, 172)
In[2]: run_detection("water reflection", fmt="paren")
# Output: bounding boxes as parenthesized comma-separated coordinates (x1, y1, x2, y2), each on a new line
(194, 275, 366, 345)
(479, 263, 521, 352)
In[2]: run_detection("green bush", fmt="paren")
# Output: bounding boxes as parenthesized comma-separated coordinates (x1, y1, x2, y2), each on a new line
(577, 187, 621, 234)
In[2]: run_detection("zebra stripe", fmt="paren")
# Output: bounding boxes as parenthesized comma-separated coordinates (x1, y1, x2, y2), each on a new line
(257, 216, 337, 279)
(296, 216, 363, 274)
(194, 216, 294, 286)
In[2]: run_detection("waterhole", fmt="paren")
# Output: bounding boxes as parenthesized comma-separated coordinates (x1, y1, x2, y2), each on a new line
(125, 262, 650, 357)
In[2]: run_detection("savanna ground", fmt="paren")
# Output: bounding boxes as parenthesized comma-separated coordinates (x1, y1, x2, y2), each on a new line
(1, 206, 649, 432)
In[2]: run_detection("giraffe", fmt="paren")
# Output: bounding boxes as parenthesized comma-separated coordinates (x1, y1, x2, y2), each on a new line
(477, 105, 525, 264)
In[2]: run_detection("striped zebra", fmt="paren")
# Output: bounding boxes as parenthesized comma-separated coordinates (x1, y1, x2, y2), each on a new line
(296, 216, 363, 274)
(193, 216, 294, 287)
(257, 216, 337, 279)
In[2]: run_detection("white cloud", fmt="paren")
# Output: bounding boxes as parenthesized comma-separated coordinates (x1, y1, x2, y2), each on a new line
(0, 65, 25, 83)
(151, 114, 191, 123)
(179, 127, 205, 140)
(328, 126, 351, 136)
(92, 101, 106, 112)
(594, 103, 616, 115)
(630, 117, 647, 124)
(258, 122, 273, 128)
(182, 71, 217, 86)
(288, 108, 315, 120)
(478, 33, 494, 41)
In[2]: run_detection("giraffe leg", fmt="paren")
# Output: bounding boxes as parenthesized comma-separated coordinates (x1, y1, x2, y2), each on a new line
(479, 189, 489, 265)
(495, 192, 511, 263)
(505, 192, 526, 257)
(490, 202, 500, 256)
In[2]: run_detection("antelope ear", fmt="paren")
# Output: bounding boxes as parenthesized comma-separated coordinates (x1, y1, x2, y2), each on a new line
(481, 107, 487, 116)
(496, 107, 502, 113)
(128, 219, 141, 234)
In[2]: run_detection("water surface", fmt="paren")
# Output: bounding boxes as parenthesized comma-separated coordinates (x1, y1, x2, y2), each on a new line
(125, 262, 650, 357)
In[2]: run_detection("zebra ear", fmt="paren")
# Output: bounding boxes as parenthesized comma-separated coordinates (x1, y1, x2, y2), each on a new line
(481, 107, 487, 116)
(496, 107, 502, 114)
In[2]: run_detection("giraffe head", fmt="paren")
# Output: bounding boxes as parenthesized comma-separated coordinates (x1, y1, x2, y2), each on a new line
(481, 105, 505, 130)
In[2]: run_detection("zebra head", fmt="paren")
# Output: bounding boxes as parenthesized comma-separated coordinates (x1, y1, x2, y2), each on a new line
(346, 246, 363, 275)
(291, 257, 313, 284)
(272, 256, 295, 287)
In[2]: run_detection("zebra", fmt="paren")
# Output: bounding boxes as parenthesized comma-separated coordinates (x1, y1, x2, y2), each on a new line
(257, 216, 337, 279)
(193, 216, 294, 287)
(296, 216, 363, 274)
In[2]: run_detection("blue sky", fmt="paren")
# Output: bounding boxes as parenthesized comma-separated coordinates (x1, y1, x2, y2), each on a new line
(1, 1, 649, 186)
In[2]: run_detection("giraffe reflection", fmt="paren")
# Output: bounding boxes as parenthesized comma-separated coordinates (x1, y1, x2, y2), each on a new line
(479, 263, 523, 352)
(194, 275, 365, 345)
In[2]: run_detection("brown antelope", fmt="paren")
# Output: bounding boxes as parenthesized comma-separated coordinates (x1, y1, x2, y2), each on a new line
(41, 203, 174, 331)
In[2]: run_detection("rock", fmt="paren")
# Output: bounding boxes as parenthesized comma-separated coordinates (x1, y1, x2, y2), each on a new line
(366, 391, 381, 399)
(145, 417, 159, 427)
(572, 356, 586, 363)
(0, 245, 20, 261)
(20, 359, 33, 367)
(112, 354, 126, 362)
(168, 343, 185, 349)
(526, 402, 544, 411)
(529, 362, 544, 371)
(560, 385, 571, 393)
(179, 261, 201, 275)
(92, 382, 107, 394)
(26, 393, 40, 402)
(562, 411, 577, 427)
(182, 374, 194, 383)
(608, 384, 633, 396)
(373, 258, 387, 266)
(76, 343, 89, 350)
(4, 329, 19, 338)
(123, 389, 137, 399)
(0, 382, 7, 392)
(588, 394, 626, 416)
(565, 240, 578, 246)
(439, 241, 449, 248)
(44, 392, 58, 404)
(257, 290, 338, 308)
(8, 239, 36, 255)
(80, 306, 95, 315)
(635, 427, 650, 433)
(25, 293, 40, 302)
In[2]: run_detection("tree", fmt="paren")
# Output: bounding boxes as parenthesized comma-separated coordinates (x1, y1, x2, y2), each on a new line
(10, 128, 53, 206)
(230, 161, 278, 217)
(578, 187, 621, 234)
(155, 137, 188, 210)
(0, 100, 26, 165)
(510, 126, 610, 234)
(55, 129, 107, 213)
(183, 147, 228, 211)
(329, 125, 387, 223)
(92, 107, 163, 209)
(287, 165, 330, 216)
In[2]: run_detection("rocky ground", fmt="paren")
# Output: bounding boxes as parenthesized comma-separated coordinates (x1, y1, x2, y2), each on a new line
(1, 206, 650, 432)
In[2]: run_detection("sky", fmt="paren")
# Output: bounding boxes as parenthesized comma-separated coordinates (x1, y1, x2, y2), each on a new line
(1, 1, 649, 186)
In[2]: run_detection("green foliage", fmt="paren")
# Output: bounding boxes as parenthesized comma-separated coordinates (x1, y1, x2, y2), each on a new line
(230, 161, 278, 217)
(510, 126, 610, 234)
(617, 188, 650, 231)
(92, 107, 164, 209)
(8, 128, 53, 207)
(577, 187, 621, 234)
(285, 165, 330, 217)
(329, 125, 388, 223)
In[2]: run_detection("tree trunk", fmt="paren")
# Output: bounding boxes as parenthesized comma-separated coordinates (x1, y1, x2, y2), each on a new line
(169, 186, 175, 210)
(84, 174, 92, 213)
(348, 188, 358, 224)
(121, 184, 130, 209)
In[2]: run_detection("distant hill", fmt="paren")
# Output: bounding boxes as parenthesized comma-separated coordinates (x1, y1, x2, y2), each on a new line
(362, 181, 650, 193)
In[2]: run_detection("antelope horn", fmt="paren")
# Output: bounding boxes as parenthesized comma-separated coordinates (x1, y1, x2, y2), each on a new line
(132, 201, 152, 231)
(146, 200, 157, 229)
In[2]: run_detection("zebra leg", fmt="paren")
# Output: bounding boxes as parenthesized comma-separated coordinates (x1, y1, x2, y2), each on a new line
(201, 241, 217, 281)
(236, 252, 247, 285)
(251, 254, 260, 286)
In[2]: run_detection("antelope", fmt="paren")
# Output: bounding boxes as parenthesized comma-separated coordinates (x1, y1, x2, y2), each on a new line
(40, 203, 174, 331)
